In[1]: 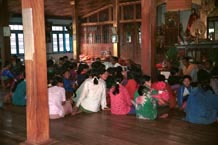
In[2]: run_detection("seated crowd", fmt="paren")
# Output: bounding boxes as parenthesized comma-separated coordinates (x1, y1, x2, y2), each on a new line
(1, 55, 218, 125)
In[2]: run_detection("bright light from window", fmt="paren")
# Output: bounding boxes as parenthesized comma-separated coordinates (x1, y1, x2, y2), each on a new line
(51, 25, 72, 53)
(65, 34, 70, 51)
(18, 34, 24, 54)
(59, 34, 64, 52)
(10, 33, 17, 54)
(52, 26, 63, 31)
(52, 34, 58, 52)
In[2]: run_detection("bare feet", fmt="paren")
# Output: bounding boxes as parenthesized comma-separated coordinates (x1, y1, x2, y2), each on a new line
(71, 106, 82, 116)
(159, 113, 168, 119)
(71, 110, 82, 116)
(102, 106, 110, 111)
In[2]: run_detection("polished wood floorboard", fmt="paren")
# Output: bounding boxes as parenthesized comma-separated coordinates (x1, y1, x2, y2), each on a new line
(0, 92, 218, 145)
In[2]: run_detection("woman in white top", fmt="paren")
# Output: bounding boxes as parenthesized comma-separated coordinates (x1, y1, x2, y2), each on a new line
(48, 76, 72, 119)
(72, 67, 108, 114)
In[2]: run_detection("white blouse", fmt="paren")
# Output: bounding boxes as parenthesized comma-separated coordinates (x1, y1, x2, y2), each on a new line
(76, 78, 107, 112)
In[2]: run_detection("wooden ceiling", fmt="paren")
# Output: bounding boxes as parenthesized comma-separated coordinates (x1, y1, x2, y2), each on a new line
(8, 0, 134, 18)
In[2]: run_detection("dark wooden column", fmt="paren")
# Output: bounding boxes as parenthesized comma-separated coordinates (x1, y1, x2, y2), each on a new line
(21, 0, 50, 144)
(0, 0, 11, 66)
(72, 0, 80, 60)
(141, 0, 156, 80)
(113, 0, 119, 57)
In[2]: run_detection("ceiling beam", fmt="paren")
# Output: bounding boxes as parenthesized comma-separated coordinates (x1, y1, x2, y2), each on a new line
(82, 4, 113, 18)
(119, 0, 141, 6)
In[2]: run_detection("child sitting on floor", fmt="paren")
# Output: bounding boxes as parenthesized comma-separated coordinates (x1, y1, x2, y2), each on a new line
(63, 70, 76, 100)
(48, 76, 72, 119)
(177, 75, 192, 110)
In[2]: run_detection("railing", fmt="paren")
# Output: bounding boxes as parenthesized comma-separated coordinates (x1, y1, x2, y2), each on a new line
(175, 41, 218, 62)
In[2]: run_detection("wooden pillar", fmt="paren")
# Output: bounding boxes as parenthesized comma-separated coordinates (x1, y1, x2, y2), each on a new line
(141, 0, 156, 80)
(0, 0, 11, 67)
(113, 0, 119, 57)
(21, 0, 51, 144)
(72, 0, 80, 60)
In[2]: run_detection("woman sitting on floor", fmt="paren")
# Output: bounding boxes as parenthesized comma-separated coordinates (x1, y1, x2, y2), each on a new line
(72, 67, 108, 115)
(151, 74, 175, 109)
(109, 75, 134, 115)
(124, 68, 140, 100)
(48, 76, 72, 119)
(12, 71, 26, 106)
(134, 75, 158, 120)
(63, 69, 76, 100)
(185, 72, 218, 124)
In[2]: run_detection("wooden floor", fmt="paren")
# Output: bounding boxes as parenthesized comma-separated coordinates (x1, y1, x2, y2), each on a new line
(0, 92, 218, 145)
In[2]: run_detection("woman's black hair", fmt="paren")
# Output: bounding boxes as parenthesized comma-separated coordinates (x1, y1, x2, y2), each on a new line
(127, 70, 134, 80)
(47, 59, 54, 67)
(137, 85, 149, 96)
(197, 70, 214, 93)
(107, 67, 116, 76)
(115, 66, 123, 73)
(93, 77, 98, 85)
(91, 61, 105, 70)
(170, 67, 179, 76)
(69, 62, 77, 70)
(127, 65, 143, 83)
(114, 66, 123, 79)
(139, 75, 151, 86)
(77, 63, 89, 74)
(157, 74, 166, 81)
(90, 68, 101, 85)
(112, 76, 123, 95)
(99, 68, 106, 75)
(51, 76, 63, 86)
(111, 56, 118, 62)
(182, 75, 192, 82)
(62, 69, 69, 75)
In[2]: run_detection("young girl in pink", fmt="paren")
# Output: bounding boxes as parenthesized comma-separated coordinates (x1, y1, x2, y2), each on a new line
(109, 76, 133, 115)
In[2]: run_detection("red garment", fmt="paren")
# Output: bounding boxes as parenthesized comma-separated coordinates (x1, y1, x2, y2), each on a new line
(110, 84, 132, 115)
(125, 79, 138, 100)
(152, 81, 176, 109)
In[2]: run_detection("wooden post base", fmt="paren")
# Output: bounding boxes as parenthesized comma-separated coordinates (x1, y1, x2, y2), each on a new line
(20, 139, 58, 145)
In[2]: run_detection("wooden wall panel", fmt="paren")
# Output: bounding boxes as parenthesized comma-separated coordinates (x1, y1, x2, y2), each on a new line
(80, 43, 113, 58)
(167, 0, 192, 11)
(120, 44, 141, 64)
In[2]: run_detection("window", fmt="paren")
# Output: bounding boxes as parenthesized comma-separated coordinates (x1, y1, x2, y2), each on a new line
(81, 25, 112, 44)
(9, 24, 24, 55)
(51, 26, 72, 53)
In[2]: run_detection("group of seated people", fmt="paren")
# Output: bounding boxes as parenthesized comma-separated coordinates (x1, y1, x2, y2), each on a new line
(1, 55, 218, 125)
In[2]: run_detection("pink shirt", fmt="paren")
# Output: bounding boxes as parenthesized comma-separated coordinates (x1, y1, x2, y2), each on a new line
(48, 86, 66, 117)
(110, 84, 132, 115)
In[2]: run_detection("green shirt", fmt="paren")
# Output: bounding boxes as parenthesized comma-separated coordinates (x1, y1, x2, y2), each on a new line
(134, 87, 158, 120)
